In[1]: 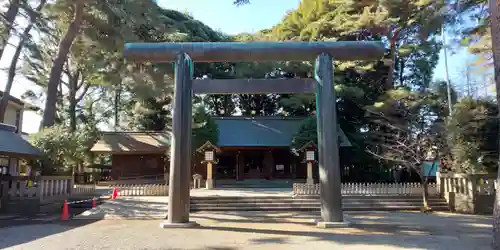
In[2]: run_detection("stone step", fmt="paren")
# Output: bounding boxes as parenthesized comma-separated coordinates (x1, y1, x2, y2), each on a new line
(189, 194, 449, 212)
(191, 197, 446, 203)
(191, 200, 448, 206)
(190, 201, 449, 207)
(217, 185, 293, 188)
(190, 205, 450, 212)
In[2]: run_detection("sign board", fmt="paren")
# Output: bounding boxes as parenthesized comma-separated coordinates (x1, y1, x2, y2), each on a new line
(306, 151, 315, 161)
(204, 151, 214, 161)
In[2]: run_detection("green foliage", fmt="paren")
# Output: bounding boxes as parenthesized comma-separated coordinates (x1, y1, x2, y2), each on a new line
(365, 87, 446, 174)
(291, 116, 317, 149)
(446, 98, 498, 173)
(192, 106, 219, 151)
(451, 0, 492, 69)
(30, 123, 99, 173)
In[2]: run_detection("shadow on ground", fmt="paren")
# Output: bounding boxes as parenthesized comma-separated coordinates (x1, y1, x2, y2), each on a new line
(191, 210, 493, 249)
(0, 219, 101, 249)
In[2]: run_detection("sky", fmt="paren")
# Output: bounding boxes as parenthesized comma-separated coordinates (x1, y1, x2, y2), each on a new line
(0, 0, 483, 134)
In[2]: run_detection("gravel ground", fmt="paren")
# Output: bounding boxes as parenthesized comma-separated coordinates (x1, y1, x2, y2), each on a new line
(0, 211, 493, 250)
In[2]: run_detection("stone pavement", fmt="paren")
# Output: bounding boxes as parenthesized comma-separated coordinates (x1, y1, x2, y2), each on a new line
(0, 210, 493, 250)
(76, 197, 168, 219)
(75, 189, 293, 220)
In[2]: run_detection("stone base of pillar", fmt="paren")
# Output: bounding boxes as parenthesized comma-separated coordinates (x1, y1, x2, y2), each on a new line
(206, 179, 214, 189)
(316, 220, 351, 228)
(160, 221, 199, 228)
(307, 178, 314, 184)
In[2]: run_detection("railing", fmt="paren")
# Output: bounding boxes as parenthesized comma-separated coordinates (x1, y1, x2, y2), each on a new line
(1, 176, 97, 202)
(293, 182, 439, 196)
(39, 176, 73, 201)
(436, 172, 497, 213)
(117, 174, 165, 181)
(73, 184, 96, 195)
(98, 174, 167, 186)
(436, 172, 497, 197)
(112, 184, 168, 196)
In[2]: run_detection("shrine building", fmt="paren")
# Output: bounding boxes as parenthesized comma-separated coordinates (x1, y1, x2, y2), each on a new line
(90, 116, 351, 185)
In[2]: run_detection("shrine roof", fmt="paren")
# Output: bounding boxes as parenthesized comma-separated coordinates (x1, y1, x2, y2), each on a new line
(0, 123, 42, 158)
(213, 116, 351, 148)
(90, 132, 170, 154)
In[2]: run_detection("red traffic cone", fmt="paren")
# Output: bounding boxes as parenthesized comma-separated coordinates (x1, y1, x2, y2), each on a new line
(111, 187, 119, 199)
(60, 200, 70, 221)
(92, 199, 97, 208)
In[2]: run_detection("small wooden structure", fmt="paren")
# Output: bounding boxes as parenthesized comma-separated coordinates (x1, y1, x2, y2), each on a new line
(297, 141, 318, 185)
(90, 132, 170, 180)
(0, 123, 41, 179)
(196, 141, 221, 189)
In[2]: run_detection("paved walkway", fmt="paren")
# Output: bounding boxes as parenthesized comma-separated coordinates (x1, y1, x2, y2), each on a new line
(0, 211, 493, 249)
(80, 189, 293, 219)
(76, 197, 167, 219)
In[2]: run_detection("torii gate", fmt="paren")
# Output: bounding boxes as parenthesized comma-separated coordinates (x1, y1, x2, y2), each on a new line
(124, 41, 385, 228)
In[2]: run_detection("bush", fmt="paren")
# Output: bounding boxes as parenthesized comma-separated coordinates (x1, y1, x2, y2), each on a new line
(30, 124, 99, 174)
(446, 98, 498, 173)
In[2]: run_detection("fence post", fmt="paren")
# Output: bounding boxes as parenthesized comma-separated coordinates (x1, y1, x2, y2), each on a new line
(69, 177, 74, 196)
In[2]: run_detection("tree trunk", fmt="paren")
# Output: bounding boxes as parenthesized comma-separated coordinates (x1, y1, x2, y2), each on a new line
(488, 0, 500, 248)
(68, 78, 77, 132)
(113, 83, 121, 131)
(41, 2, 84, 128)
(385, 39, 397, 89)
(422, 179, 430, 210)
(384, 29, 400, 90)
(0, 0, 21, 60)
(67, 68, 80, 132)
(0, 0, 46, 122)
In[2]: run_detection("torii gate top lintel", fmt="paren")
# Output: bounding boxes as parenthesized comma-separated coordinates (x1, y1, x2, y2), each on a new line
(124, 41, 385, 63)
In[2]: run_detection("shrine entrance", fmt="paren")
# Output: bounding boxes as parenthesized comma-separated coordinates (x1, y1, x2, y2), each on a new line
(124, 41, 384, 228)
(243, 150, 265, 179)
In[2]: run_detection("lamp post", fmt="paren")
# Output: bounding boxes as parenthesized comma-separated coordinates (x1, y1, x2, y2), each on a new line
(306, 149, 315, 184)
(204, 149, 215, 189)
(298, 141, 318, 185)
(196, 141, 220, 190)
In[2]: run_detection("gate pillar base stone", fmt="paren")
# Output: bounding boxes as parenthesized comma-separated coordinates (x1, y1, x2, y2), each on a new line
(316, 220, 351, 228)
(160, 221, 199, 228)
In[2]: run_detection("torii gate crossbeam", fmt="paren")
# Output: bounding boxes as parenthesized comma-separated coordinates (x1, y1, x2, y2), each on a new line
(123, 41, 385, 228)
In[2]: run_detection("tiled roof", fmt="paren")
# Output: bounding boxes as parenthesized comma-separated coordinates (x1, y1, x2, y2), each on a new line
(0, 123, 41, 158)
(90, 132, 170, 154)
(214, 117, 303, 147)
(214, 116, 351, 147)
(0, 91, 24, 106)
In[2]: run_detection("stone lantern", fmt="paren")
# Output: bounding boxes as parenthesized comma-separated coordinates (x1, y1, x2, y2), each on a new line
(196, 141, 221, 189)
(298, 141, 317, 185)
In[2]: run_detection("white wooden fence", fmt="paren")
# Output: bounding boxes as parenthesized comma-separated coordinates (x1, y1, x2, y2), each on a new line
(112, 184, 168, 196)
(293, 182, 439, 196)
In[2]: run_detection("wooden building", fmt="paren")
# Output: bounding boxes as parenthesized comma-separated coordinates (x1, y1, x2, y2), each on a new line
(91, 117, 351, 183)
(90, 132, 170, 180)
(0, 123, 42, 177)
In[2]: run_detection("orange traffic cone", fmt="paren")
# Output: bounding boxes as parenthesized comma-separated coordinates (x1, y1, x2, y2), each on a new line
(92, 199, 97, 208)
(111, 187, 119, 199)
(60, 200, 70, 221)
